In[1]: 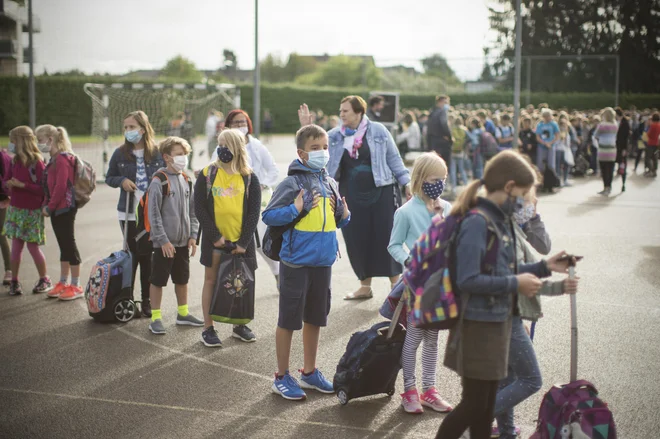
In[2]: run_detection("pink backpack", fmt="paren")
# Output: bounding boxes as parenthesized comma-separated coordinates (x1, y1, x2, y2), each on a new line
(530, 380, 616, 439)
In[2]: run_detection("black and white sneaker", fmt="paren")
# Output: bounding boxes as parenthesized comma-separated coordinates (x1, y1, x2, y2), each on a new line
(201, 326, 223, 348)
(232, 325, 256, 342)
(8, 280, 22, 296)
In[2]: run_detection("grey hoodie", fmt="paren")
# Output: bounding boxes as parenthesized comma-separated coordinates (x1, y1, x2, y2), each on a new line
(148, 168, 199, 248)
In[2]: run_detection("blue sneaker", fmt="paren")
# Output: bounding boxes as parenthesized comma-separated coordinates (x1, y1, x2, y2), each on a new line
(299, 368, 334, 394)
(272, 371, 306, 401)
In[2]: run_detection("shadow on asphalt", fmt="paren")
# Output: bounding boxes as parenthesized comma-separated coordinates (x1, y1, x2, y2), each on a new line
(637, 246, 660, 286)
(566, 194, 621, 217)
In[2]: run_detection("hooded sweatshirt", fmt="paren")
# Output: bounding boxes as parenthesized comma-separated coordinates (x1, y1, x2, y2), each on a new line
(147, 168, 199, 248)
(262, 159, 350, 267)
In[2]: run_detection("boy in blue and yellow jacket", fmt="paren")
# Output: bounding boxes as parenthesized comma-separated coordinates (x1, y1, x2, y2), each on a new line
(262, 124, 350, 401)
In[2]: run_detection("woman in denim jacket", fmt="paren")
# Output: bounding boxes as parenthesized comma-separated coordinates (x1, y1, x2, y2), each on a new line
(105, 110, 165, 317)
(298, 97, 411, 300)
(436, 150, 575, 439)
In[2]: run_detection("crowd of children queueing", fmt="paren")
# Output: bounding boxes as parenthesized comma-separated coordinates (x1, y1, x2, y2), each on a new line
(3, 97, 651, 439)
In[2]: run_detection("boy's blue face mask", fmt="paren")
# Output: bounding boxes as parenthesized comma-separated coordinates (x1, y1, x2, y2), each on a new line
(304, 150, 329, 170)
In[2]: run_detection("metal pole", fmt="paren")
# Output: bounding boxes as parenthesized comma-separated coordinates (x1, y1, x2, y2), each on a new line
(28, 0, 35, 128)
(512, 0, 523, 144)
(253, 0, 261, 137)
(526, 57, 532, 107)
(614, 55, 620, 108)
(102, 91, 110, 176)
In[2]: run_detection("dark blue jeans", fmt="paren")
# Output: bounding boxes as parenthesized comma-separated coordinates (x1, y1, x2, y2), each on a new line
(494, 316, 543, 438)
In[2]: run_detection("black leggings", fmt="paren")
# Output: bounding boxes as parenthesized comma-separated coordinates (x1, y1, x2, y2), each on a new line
(51, 210, 81, 266)
(0, 207, 10, 271)
(436, 377, 499, 439)
(599, 161, 615, 189)
(119, 220, 152, 301)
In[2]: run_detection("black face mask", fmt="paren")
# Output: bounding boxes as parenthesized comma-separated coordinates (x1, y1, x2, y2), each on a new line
(217, 146, 234, 163)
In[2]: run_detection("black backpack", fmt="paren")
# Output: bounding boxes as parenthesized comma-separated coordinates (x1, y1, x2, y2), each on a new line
(262, 175, 306, 261)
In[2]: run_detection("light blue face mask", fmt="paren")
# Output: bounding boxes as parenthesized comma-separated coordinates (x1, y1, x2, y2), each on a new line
(444, 104, 450, 111)
(125, 130, 143, 144)
(305, 150, 329, 170)
(7, 142, 16, 154)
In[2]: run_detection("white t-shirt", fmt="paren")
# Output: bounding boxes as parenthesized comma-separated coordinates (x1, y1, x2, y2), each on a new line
(117, 149, 146, 222)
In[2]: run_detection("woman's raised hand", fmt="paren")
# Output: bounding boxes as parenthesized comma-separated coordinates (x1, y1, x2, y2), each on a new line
(298, 104, 314, 127)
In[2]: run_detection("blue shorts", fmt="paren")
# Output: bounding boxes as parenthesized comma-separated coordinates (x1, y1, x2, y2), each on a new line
(278, 264, 332, 331)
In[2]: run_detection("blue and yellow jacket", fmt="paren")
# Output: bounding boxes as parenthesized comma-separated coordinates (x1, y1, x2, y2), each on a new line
(262, 159, 350, 267)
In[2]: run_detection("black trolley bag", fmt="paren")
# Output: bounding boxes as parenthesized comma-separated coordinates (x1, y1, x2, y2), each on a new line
(334, 300, 406, 405)
(83, 195, 137, 323)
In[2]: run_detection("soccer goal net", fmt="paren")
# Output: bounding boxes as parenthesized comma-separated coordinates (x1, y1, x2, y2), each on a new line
(83, 82, 240, 177)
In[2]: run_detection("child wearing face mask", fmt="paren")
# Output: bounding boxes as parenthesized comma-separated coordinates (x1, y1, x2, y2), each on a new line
(387, 152, 453, 414)
(2, 126, 52, 296)
(491, 188, 579, 439)
(146, 136, 203, 335)
(262, 124, 350, 401)
(436, 150, 574, 439)
(195, 129, 262, 346)
(36, 125, 84, 301)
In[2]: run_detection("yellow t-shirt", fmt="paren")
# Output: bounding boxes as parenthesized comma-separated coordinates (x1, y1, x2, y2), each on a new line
(204, 166, 245, 242)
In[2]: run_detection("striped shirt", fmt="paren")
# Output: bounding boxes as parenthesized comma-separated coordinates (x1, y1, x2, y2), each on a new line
(595, 122, 619, 162)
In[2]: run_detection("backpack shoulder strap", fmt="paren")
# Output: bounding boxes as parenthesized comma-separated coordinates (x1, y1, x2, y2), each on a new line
(206, 164, 218, 198)
(246, 173, 251, 200)
(153, 170, 170, 196)
(468, 208, 503, 272)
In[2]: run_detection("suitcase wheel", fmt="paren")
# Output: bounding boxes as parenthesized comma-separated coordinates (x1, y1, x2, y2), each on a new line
(387, 388, 395, 397)
(114, 298, 137, 323)
(337, 389, 349, 406)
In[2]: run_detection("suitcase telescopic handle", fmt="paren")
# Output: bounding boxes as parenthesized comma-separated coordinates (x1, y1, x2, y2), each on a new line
(123, 193, 131, 252)
(387, 300, 405, 340)
(569, 264, 578, 382)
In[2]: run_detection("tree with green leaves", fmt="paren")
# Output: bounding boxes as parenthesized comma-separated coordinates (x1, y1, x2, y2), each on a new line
(421, 54, 462, 87)
(487, 0, 660, 93)
(160, 55, 202, 81)
(296, 55, 381, 88)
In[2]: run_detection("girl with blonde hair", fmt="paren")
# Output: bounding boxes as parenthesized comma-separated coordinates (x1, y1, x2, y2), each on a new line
(2, 126, 52, 296)
(105, 111, 165, 316)
(195, 128, 262, 347)
(36, 124, 84, 300)
(594, 107, 619, 195)
(387, 152, 453, 414)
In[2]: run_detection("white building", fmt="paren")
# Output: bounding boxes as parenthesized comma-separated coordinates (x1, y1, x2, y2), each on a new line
(0, 0, 40, 75)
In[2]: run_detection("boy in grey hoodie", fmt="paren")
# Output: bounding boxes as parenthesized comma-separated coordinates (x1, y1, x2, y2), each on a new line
(147, 136, 203, 335)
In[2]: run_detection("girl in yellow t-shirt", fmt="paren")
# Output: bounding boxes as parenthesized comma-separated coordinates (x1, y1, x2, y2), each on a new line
(194, 129, 261, 346)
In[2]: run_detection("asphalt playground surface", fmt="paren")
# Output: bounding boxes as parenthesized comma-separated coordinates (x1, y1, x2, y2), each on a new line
(1, 135, 659, 439)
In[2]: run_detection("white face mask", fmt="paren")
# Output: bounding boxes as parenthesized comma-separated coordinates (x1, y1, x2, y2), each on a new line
(171, 155, 188, 172)
(38, 142, 51, 153)
(237, 126, 249, 136)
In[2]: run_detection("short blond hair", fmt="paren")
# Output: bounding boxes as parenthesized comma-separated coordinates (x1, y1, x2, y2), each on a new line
(410, 152, 448, 198)
(159, 136, 191, 156)
(216, 129, 252, 176)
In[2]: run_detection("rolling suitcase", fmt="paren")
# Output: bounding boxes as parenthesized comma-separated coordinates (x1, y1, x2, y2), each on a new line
(334, 301, 406, 405)
(84, 196, 137, 323)
(530, 266, 617, 439)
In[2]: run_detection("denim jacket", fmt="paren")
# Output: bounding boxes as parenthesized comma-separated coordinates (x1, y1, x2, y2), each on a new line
(455, 198, 551, 322)
(326, 118, 411, 187)
(105, 146, 165, 214)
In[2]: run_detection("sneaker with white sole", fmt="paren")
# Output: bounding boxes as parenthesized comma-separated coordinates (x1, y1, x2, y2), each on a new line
(420, 387, 453, 413)
(47, 282, 68, 298)
(272, 371, 306, 401)
(58, 285, 83, 301)
(401, 388, 424, 414)
(299, 368, 334, 394)
(201, 326, 223, 347)
(175, 313, 204, 327)
(232, 325, 256, 342)
(32, 277, 53, 294)
(149, 319, 166, 335)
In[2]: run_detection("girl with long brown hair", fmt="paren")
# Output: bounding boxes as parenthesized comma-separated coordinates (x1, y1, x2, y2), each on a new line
(105, 110, 165, 316)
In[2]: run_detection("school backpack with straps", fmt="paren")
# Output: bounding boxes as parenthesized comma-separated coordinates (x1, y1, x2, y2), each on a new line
(47, 153, 96, 209)
(480, 131, 499, 160)
(401, 208, 500, 330)
(261, 174, 306, 261)
(134, 170, 192, 254)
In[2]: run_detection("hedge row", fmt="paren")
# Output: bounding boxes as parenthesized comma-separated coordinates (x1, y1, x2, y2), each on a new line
(0, 77, 658, 136)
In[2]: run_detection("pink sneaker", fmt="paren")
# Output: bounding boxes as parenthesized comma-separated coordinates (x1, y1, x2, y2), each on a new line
(420, 387, 453, 413)
(59, 285, 83, 301)
(47, 282, 68, 298)
(400, 388, 423, 414)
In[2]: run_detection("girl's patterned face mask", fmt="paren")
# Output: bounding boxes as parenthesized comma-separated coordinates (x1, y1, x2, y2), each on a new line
(514, 203, 535, 225)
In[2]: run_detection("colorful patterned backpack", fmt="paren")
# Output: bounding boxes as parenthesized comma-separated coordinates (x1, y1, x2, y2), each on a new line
(402, 208, 500, 330)
(530, 380, 617, 439)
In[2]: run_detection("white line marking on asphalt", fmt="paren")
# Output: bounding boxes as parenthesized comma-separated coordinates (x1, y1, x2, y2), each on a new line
(578, 300, 660, 313)
(0, 387, 399, 434)
(116, 326, 273, 381)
